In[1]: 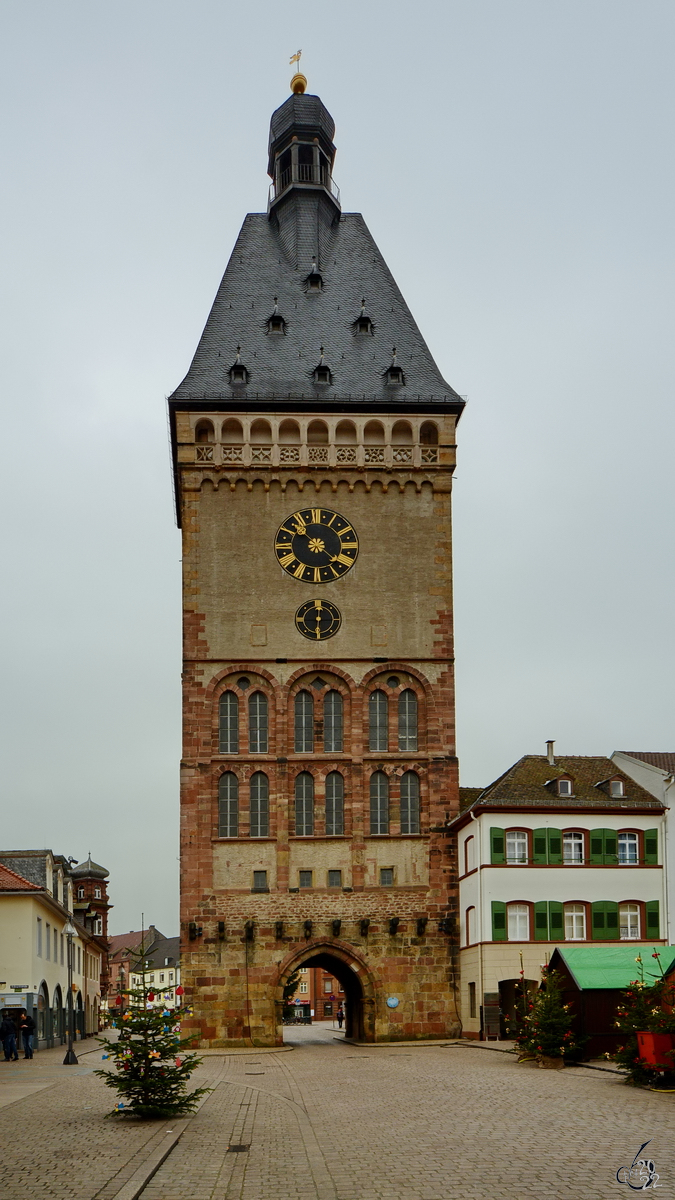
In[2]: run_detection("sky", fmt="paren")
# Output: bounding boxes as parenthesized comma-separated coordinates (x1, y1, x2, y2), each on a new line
(1, 1, 673, 935)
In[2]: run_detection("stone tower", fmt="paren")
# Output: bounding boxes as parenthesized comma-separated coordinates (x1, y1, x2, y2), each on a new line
(169, 78, 465, 1045)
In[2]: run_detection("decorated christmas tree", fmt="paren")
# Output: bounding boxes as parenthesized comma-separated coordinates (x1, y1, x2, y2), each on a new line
(611, 950, 675, 1086)
(527, 965, 583, 1062)
(96, 959, 208, 1118)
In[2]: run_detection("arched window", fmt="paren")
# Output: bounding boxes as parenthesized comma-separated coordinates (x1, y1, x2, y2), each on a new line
(219, 692, 239, 754)
(295, 691, 314, 753)
(250, 772, 269, 838)
(369, 690, 388, 751)
(326, 772, 344, 836)
(370, 771, 389, 834)
(295, 773, 314, 836)
(398, 689, 418, 751)
(218, 773, 238, 837)
(249, 692, 268, 753)
(466, 906, 477, 946)
(400, 771, 420, 834)
(324, 690, 343, 753)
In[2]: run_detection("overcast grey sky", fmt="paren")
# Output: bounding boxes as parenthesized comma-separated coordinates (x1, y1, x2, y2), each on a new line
(1, 2, 673, 934)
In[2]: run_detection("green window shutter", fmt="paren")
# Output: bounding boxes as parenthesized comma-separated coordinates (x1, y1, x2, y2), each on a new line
(644, 832, 658, 865)
(491, 901, 507, 941)
(589, 831, 605, 865)
(548, 901, 564, 939)
(603, 829, 618, 864)
(591, 901, 606, 939)
(532, 829, 548, 866)
(490, 828, 505, 865)
(534, 900, 549, 940)
(605, 901, 619, 940)
(646, 901, 660, 937)
(547, 829, 562, 865)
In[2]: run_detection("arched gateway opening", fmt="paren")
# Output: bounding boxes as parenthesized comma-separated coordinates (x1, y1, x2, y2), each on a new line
(276, 941, 376, 1043)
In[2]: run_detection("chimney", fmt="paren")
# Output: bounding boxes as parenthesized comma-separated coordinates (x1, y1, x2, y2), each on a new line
(546, 740, 555, 765)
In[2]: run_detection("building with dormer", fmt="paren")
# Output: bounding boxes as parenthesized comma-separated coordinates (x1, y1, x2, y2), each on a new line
(449, 748, 666, 1039)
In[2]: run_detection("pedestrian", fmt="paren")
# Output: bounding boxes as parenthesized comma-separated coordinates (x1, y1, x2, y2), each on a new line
(19, 1010, 35, 1059)
(0, 1015, 19, 1061)
(336, 1004, 344, 1030)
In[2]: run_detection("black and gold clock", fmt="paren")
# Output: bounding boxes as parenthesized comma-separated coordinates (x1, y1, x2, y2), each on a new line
(274, 508, 359, 583)
(295, 599, 342, 640)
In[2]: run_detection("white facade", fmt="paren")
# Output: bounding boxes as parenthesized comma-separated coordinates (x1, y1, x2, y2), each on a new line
(611, 752, 675, 944)
(455, 803, 666, 1039)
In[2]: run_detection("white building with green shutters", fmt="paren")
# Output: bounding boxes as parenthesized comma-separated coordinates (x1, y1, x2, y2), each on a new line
(450, 748, 666, 1040)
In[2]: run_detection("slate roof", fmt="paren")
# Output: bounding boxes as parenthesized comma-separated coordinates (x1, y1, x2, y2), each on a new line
(0, 852, 49, 888)
(618, 752, 675, 773)
(457, 755, 663, 814)
(0, 862, 41, 891)
(133, 935, 180, 972)
(71, 853, 109, 880)
(169, 89, 463, 411)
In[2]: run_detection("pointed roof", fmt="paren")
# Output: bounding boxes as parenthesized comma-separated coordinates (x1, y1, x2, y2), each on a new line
(169, 210, 462, 407)
(71, 853, 108, 880)
(0, 862, 41, 891)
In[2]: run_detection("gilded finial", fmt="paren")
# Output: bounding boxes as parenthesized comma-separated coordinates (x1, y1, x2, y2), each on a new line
(289, 49, 307, 94)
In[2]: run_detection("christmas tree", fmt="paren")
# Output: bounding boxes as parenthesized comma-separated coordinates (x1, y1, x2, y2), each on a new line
(611, 951, 675, 1086)
(96, 969, 208, 1118)
(527, 965, 583, 1062)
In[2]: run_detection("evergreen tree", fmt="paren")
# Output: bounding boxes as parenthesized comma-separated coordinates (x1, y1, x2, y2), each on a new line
(96, 969, 208, 1118)
(610, 951, 675, 1086)
(527, 965, 583, 1061)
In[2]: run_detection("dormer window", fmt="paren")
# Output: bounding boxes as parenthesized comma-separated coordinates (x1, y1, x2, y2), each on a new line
(609, 779, 625, 798)
(557, 778, 573, 797)
(266, 297, 286, 334)
(229, 346, 249, 386)
(313, 347, 332, 385)
(384, 348, 404, 386)
(353, 299, 373, 335)
(306, 258, 323, 291)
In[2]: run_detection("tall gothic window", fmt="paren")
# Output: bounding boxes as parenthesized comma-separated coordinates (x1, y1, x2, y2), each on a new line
(295, 772, 314, 836)
(294, 691, 314, 753)
(324, 690, 343, 753)
(218, 772, 239, 837)
(249, 692, 268, 753)
(219, 692, 239, 754)
(250, 772, 269, 837)
(369, 690, 388, 751)
(325, 771, 344, 835)
(370, 771, 389, 834)
(400, 771, 420, 834)
(398, 689, 418, 751)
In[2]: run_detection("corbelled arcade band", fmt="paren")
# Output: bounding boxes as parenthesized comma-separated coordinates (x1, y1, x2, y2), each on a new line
(170, 74, 464, 1045)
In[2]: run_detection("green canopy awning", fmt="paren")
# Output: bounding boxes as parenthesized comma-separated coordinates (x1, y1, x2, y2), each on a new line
(550, 945, 675, 991)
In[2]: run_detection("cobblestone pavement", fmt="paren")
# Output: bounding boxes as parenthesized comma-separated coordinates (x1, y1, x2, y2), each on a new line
(1, 1026, 675, 1199)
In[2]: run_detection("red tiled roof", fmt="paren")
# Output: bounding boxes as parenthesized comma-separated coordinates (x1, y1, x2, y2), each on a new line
(620, 752, 675, 773)
(0, 863, 41, 891)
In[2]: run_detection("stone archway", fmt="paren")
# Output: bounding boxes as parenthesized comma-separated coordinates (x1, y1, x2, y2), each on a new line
(275, 939, 378, 1043)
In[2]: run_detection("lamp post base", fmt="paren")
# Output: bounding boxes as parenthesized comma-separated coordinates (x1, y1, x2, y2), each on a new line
(63, 1048, 79, 1065)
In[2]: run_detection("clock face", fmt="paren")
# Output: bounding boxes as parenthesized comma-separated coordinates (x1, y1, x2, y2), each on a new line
(274, 508, 359, 583)
(295, 599, 342, 640)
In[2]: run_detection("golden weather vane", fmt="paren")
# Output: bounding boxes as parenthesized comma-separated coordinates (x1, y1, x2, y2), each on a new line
(289, 49, 307, 94)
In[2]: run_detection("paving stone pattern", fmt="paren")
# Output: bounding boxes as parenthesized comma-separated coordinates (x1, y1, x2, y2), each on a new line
(1, 1029, 675, 1199)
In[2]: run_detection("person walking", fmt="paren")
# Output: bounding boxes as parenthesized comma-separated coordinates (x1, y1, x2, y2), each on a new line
(336, 1004, 344, 1030)
(0, 1015, 19, 1061)
(19, 1011, 35, 1059)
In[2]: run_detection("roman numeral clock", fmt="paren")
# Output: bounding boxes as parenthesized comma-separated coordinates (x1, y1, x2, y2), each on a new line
(275, 507, 358, 640)
(169, 74, 465, 1048)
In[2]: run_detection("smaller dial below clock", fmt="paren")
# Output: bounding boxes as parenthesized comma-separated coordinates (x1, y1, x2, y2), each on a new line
(295, 599, 342, 641)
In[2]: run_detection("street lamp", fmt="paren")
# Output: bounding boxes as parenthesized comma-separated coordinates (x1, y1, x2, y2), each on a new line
(63, 918, 78, 1065)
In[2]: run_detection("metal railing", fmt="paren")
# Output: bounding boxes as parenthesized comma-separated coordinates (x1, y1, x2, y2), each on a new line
(269, 169, 341, 209)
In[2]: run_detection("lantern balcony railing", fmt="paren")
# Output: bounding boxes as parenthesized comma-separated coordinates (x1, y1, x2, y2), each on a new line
(268, 166, 341, 210)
